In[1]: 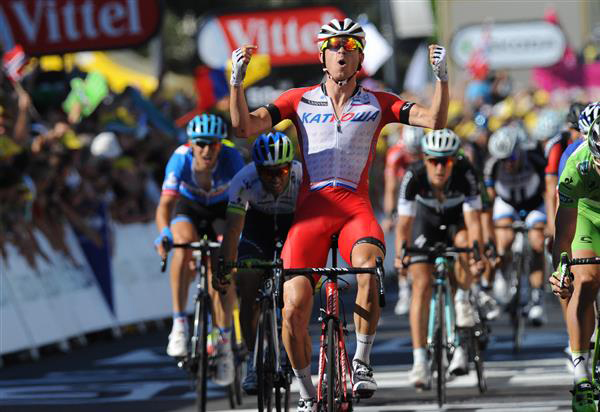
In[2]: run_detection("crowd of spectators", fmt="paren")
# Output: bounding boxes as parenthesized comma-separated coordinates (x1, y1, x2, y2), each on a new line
(0, 64, 198, 272)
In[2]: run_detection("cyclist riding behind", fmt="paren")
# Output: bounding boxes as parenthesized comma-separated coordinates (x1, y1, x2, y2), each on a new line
(229, 17, 450, 412)
(154, 113, 245, 386)
(484, 125, 548, 325)
(394, 129, 485, 387)
(217, 131, 301, 395)
(381, 125, 423, 316)
(549, 102, 600, 412)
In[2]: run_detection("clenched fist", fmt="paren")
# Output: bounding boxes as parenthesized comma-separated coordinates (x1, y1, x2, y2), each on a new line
(429, 45, 448, 82)
(230, 45, 257, 87)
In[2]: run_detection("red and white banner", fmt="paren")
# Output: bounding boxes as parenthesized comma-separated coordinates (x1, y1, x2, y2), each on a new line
(0, 0, 161, 56)
(197, 6, 345, 69)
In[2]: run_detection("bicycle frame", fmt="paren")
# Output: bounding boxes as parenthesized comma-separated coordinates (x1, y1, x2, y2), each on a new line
(427, 256, 458, 352)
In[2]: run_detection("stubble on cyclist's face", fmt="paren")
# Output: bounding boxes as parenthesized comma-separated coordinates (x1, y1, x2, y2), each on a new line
(192, 142, 222, 172)
(321, 48, 363, 83)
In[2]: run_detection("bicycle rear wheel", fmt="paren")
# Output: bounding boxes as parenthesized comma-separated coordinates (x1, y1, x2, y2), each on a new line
(434, 285, 446, 408)
(510, 254, 524, 353)
(194, 296, 209, 412)
(326, 317, 339, 412)
(257, 305, 275, 412)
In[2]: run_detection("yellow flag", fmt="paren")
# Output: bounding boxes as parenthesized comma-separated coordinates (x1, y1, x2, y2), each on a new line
(225, 54, 271, 88)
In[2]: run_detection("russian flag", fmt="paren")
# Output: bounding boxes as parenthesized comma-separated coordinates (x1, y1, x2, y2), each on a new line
(195, 66, 229, 111)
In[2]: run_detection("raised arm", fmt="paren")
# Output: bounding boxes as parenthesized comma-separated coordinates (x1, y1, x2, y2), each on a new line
(407, 45, 449, 130)
(229, 45, 274, 138)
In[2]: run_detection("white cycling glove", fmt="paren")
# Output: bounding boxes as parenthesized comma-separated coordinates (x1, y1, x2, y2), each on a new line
(431, 45, 448, 82)
(230, 47, 248, 87)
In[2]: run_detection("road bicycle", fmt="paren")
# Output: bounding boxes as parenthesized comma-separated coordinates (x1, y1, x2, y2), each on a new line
(219, 240, 292, 412)
(401, 241, 480, 407)
(161, 238, 244, 412)
(496, 220, 545, 353)
(286, 234, 386, 412)
(557, 252, 600, 406)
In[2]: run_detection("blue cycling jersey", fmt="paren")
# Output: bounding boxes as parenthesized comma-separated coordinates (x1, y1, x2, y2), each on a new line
(161, 144, 244, 205)
(558, 139, 584, 178)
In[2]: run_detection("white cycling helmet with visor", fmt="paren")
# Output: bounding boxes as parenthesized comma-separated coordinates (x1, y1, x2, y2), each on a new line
(402, 126, 424, 155)
(422, 129, 460, 157)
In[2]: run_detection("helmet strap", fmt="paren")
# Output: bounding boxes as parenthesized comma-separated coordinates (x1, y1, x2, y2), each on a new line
(321, 51, 360, 87)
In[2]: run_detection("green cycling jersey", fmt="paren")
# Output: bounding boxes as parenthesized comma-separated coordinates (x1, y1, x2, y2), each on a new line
(557, 143, 600, 252)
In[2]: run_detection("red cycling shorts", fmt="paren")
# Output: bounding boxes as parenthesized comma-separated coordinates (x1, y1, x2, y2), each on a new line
(281, 186, 385, 285)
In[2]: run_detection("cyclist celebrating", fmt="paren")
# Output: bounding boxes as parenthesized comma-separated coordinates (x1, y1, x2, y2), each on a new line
(154, 114, 244, 386)
(218, 131, 302, 394)
(394, 129, 484, 386)
(550, 102, 600, 412)
(230, 17, 449, 411)
(485, 125, 548, 325)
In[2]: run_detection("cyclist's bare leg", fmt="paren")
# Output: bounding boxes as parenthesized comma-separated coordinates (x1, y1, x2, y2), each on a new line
(209, 257, 235, 329)
(237, 268, 262, 351)
(282, 275, 315, 399)
(453, 229, 472, 290)
(495, 217, 515, 278)
(528, 224, 545, 289)
(170, 220, 198, 314)
(567, 249, 600, 383)
(282, 275, 314, 368)
(409, 263, 434, 349)
(352, 242, 384, 335)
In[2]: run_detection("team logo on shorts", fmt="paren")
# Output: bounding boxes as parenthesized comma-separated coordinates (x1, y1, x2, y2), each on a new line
(580, 235, 593, 243)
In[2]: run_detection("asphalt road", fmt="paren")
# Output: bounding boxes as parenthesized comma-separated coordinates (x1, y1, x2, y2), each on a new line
(0, 282, 575, 412)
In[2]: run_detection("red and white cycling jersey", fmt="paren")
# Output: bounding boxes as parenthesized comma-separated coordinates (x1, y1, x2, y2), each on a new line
(265, 84, 415, 271)
(384, 141, 419, 180)
(266, 84, 414, 196)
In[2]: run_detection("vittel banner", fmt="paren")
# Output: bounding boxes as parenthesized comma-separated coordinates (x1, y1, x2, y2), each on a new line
(0, 0, 162, 55)
(197, 6, 345, 69)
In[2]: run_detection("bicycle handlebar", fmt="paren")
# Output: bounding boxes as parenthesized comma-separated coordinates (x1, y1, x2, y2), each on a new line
(160, 239, 222, 273)
(401, 241, 481, 263)
(558, 252, 600, 289)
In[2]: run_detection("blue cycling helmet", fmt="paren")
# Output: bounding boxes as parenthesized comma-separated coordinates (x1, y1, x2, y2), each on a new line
(187, 114, 227, 141)
(252, 132, 295, 166)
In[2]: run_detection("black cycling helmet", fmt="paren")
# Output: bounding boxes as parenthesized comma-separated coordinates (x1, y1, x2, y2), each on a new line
(567, 102, 588, 131)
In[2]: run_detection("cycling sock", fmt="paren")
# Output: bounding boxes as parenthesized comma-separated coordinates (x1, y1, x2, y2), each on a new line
(172, 314, 187, 331)
(455, 288, 468, 301)
(353, 332, 376, 365)
(293, 365, 316, 399)
(218, 327, 232, 350)
(413, 347, 427, 365)
(572, 351, 589, 383)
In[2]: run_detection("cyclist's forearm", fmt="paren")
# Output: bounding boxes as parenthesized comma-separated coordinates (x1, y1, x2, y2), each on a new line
(155, 195, 175, 232)
(230, 85, 251, 138)
(383, 175, 397, 217)
(395, 215, 413, 254)
(220, 212, 245, 262)
(429, 78, 449, 130)
(464, 210, 483, 251)
(551, 207, 577, 267)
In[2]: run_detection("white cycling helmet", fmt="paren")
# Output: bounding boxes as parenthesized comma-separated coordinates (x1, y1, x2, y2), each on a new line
(488, 126, 519, 159)
(532, 109, 562, 141)
(587, 116, 600, 164)
(402, 126, 424, 155)
(317, 18, 366, 50)
(422, 129, 460, 157)
(579, 102, 600, 137)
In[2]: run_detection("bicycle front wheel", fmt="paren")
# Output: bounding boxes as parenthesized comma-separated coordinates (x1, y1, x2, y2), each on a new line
(194, 296, 209, 412)
(472, 327, 487, 393)
(326, 317, 339, 412)
(434, 285, 446, 408)
(257, 306, 275, 412)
